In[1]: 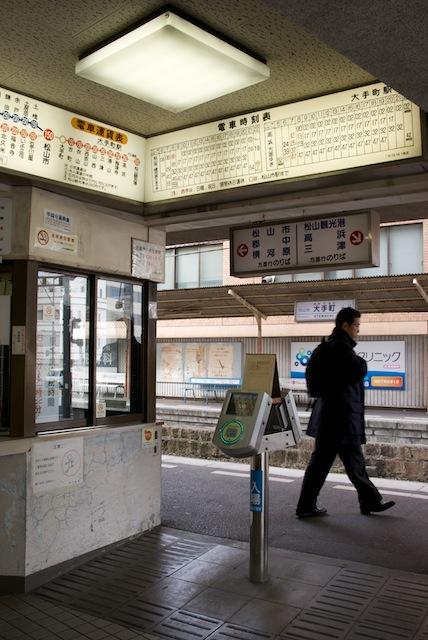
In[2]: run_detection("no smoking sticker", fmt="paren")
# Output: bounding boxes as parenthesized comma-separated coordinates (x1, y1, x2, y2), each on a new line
(37, 229, 50, 246)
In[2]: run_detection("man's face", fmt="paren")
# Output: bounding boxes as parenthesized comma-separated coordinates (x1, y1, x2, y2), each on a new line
(342, 317, 360, 340)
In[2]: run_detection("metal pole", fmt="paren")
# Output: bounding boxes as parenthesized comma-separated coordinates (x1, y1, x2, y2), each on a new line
(256, 314, 262, 354)
(249, 451, 269, 583)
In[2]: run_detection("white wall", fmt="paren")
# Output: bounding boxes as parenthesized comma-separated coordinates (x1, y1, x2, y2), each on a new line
(0, 424, 161, 578)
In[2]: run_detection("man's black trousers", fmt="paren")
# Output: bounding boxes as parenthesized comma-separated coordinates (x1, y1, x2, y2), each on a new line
(297, 432, 382, 510)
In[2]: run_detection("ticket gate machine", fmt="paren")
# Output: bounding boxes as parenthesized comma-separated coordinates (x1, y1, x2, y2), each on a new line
(213, 389, 302, 584)
(213, 389, 301, 457)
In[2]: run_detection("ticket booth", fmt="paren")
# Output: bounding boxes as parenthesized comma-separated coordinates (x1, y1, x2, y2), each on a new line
(0, 186, 164, 593)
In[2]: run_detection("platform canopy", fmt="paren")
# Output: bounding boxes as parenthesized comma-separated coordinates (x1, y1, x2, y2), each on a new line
(157, 273, 428, 320)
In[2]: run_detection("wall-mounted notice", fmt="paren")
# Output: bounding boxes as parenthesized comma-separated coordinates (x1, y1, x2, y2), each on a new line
(145, 82, 422, 202)
(231, 210, 378, 276)
(34, 227, 79, 254)
(0, 198, 12, 256)
(0, 86, 145, 202)
(131, 238, 165, 282)
(32, 438, 84, 494)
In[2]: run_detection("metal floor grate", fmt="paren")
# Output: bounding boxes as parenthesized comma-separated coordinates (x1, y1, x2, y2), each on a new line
(35, 529, 214, 634)
(279, 607, 352, 639)
(209, 623, 274, 640)
(152, 609, 223, 640)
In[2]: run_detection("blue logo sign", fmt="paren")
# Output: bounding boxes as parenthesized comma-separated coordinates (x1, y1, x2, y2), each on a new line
(250, 469, 263, 513)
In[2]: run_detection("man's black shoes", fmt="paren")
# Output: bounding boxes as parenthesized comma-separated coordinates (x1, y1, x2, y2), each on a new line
(360, 500, 396, 515)
(296, 506, 328, 518)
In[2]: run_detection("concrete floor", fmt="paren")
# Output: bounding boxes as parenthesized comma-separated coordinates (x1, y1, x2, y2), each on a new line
(2, 526, 428, 640)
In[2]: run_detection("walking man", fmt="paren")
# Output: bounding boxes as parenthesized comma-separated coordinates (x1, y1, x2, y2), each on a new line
(296, 307, 395, 518)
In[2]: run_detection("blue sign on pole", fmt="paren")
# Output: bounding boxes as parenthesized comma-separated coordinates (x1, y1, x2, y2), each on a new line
(250, 469, 263, 513)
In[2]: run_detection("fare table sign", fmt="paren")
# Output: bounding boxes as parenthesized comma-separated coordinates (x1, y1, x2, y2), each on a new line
(0, 86, 145, 202)
(230, 210, 379, 276)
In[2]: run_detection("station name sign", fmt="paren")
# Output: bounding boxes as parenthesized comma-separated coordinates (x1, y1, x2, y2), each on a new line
(230, 210, 379, 277)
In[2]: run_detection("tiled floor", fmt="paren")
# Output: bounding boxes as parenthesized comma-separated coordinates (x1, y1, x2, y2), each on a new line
(1, 527, 428, 640)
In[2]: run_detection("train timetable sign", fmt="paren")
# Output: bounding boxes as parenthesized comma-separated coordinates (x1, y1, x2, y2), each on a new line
(230, 210, 379, 277)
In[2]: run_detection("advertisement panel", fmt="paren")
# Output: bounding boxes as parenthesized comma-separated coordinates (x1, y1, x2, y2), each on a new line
(291, 340, 405, 390)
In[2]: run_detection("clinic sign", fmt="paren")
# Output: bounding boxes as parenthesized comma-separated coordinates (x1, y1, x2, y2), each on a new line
(230, 210, 379, 277)
(291, 340, 405, 391)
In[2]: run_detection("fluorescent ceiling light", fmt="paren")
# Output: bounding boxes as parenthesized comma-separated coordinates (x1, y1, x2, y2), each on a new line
(75, 10, 270, 113)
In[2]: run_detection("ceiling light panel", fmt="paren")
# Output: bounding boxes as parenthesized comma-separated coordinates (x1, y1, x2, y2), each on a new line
(76, 11, 270, 112)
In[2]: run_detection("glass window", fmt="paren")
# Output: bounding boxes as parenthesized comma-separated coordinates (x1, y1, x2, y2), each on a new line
(0, 273, 12, 434)
(158, 249, 175, 291)
(356, 230, 388, 277)
(36, 272, 90, 424)
(325, 269, 353, 280)
(294, 272, 324, 281)
(176, 247, 199, 288)
(200, 246, 223, 287)
(96, 279, 143, 417)
(389, 224, 423, 275)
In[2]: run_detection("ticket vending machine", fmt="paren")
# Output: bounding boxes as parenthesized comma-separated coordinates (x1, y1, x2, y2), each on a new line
(213, 371, 302, 584)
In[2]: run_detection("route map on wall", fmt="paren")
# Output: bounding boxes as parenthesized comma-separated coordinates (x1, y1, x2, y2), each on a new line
(145, 82, 422, 202)
(0, 87, 145, 202)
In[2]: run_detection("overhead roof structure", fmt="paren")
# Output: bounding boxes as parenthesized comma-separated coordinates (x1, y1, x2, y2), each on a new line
(1, 1, 428, 238)
(157, 274, 428, 320)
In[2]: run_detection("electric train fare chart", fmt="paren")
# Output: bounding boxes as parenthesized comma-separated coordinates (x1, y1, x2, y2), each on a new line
(145, 82, 422, 202)
(0, 87, 145, 202)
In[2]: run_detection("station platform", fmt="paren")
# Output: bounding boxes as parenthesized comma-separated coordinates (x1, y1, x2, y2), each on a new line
(1, 525, 427, 640)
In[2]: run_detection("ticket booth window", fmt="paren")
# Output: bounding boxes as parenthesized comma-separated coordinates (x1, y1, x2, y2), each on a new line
(36, 271, 90, 425)
(96, 279, 143, 417)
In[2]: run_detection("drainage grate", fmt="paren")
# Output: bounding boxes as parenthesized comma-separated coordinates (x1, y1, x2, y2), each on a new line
(209, 623, 274, 640)
(279, 607, 352, 640)
(111, 596, 175, 631)
(152, 609, 223, 640)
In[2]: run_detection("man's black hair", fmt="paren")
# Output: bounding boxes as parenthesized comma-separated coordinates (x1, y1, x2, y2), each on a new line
(335, 307, 361, 328)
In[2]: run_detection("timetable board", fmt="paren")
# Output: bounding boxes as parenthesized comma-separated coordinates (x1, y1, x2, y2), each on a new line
(0, 86, 145, 202)
(145, 82, 422, 202)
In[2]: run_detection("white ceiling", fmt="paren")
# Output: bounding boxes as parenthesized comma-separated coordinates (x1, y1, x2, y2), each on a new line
(1, 0, 375, 137)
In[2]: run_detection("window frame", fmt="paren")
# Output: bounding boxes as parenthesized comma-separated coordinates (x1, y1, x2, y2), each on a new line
(159, 243, 224, 290)
(11, 261, 148, 435)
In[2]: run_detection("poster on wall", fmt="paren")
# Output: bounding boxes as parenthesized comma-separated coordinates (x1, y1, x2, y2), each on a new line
(290, 340, 406, 390)
(207, 343, 234, 378)
(157, 342, 242, 383)
(32, 439, 84, 494)
(0, 86, 145, 202)
(157, 344, 184, 382)
(184, 344, 207, 380)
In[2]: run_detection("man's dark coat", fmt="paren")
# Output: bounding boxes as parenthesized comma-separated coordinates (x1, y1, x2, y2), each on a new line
(306, 327, 367, 444)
